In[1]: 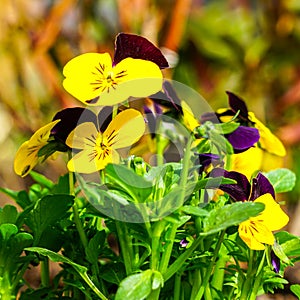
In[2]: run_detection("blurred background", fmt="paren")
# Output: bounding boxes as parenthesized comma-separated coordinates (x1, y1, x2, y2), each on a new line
(1, 0, 300, 298)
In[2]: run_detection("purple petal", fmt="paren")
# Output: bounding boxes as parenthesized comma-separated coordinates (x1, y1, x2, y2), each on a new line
(143, 106, 157, 138)
(179, 238, 189, 248)
(209, 168, 250, 201)
(51, 107, 96, 142)
(271, 251, 280, 273)
(227, 126, 260, 151)
(113, 33, 169, 69)
(196, 153, 220, 173)
(226, 91, 249, 121)
(250, 173, 275, 200)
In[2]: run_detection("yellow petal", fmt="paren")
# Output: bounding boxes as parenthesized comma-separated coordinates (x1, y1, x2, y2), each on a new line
(14, 141, 39, 177)
(66, 122, 98, 150)
(14, 120, 60, 177)
(104, 109, 145, 149)
(254, 193, 289, 231)
(63, 53, 163, 106)
(63, 53, 113, 104)
(29, 120, 60, 145)
(181, 101, 200, 131)
(67, 148, 119, 173)
(94, 58, 163, 106)
(230, 147, 263, 179)
(249, 112, 286, 157)
(239, 220, 274, 250)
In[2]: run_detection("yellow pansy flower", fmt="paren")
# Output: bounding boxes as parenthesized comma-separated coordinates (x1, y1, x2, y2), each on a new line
(63, 53, 163, 106)
(66, 109, 145, 173)
(239, 193, 289, 250)
(14, 120, 60, 177)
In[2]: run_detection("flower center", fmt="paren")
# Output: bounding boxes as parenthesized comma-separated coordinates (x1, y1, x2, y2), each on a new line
(94, 134, 111, 160)
(91, 63, 127, 93)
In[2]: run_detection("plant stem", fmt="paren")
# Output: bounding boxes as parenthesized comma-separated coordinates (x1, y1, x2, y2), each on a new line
(194, 230, 226, 300)
(240, 249, 255, 300)
(164, 235, 204, 281)
(69, 169, 88, 249)
(159, 223, 178, 273)
(249, 252, 265, 300)
(115, 220, 133, 275)
(151, 220, 166, 270)
(41, 258, 50, 287)
(174, 272, 182, 300)
(80, 272, 108, 300)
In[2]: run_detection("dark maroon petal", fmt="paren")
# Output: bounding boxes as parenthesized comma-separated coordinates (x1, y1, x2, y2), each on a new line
(227, 126, 260, 151)
(226, 91, 249, 121)
(51, 107, 96, 142)
(250, 173, 275, 201)
(113, 33, 169, 69)
(149, 81, 183, 114)
(209, 167, 250, 201)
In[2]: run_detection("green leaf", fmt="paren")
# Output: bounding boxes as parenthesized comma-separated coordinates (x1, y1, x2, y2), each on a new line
(0, 205, 18, 225)
(25, 247, 87, 274)
(105, 164, 153, 202)
(214, 121, 240, 134)
(202, 202, 265, 235)
(28, 194, 74, 243)
(181, 205, 209, 217)
(152, 271, 164, 290)
(263, 168, 296, 193)
(0, 224, 33, 261)
(275, 231, 300, 257)
(115, 270, 153, 300)
(194, 177, 236, 190)
(86, 231, 106, 264)
(0, 223, 18, 241)
(291, 284, 300, 298)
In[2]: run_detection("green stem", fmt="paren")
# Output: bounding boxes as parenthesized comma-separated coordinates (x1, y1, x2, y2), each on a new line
(190, 269, 201, 300)
(11, 260, 31, 292)
(194, 230, 226, 300)
(151, 220, 167, 270)
(41, 259, 50, 287)
(69, 169, 88, 249)
(211, 244, 229, 292)
(249, 252, 266, 300)
(80, 272, 108, 300)
(116, 221, 133, 275)
(159, 223, 178, 273)
(164, 235, 204, 281)
(174, 272, 182, 300)
(240, 249, 255, 300)
(112, 105, 118, 119)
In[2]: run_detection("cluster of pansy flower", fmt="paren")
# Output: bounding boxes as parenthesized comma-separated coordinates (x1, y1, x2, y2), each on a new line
(13, 32, 289, 254)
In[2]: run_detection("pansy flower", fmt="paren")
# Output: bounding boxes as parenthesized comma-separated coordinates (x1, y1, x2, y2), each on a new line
(66, 109, 145, 173)
(63, 33, 168, 106)
(200, 111, 260, 153)
(14, 107, 104, 177)
(217, 91, 286, 156)
(210, 168, 289, 250)
(14, 120, 60, 177)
